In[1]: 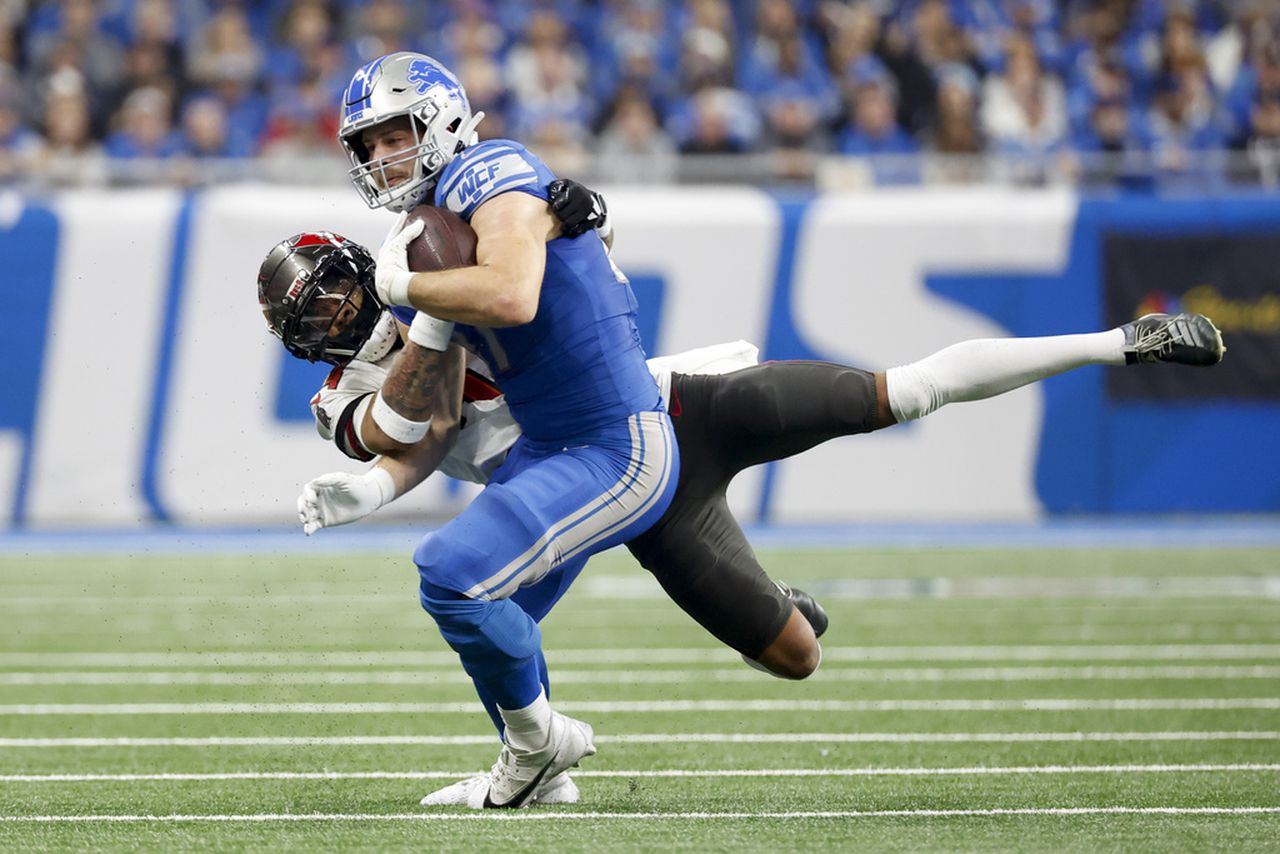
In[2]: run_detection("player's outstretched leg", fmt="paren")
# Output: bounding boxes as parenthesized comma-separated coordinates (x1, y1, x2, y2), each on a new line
(886, 312, 1224, 423)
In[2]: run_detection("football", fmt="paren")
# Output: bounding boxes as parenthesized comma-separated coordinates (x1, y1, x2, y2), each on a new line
(405, 204, 478, 273)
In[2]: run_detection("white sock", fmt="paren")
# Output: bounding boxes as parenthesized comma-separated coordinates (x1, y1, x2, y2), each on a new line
(499, 689, 552, 753)
(887, 330, 1126, 422)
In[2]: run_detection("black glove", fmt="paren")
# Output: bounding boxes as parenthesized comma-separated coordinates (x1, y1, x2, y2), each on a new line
(548, 178, 608, 239)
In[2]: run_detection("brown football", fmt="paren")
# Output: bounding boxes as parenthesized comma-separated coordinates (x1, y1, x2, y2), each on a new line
(405, 204, 478, 272)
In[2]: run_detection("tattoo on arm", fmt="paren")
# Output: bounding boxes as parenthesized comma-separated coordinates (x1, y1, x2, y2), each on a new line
(382, 344, 443, 422)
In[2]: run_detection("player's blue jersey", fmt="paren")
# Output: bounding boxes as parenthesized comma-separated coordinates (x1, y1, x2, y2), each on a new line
(419, 139, 661, 442)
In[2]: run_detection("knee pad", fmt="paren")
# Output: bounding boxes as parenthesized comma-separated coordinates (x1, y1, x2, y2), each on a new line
(420, 584, 543, 664)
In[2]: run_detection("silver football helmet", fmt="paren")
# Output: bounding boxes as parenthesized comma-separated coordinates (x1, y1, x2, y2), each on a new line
(339, 52, 485, 213)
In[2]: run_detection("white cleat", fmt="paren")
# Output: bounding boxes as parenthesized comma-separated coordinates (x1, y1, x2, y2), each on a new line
(466, 712, 596, 809)
(421, 774, 487, 807)
(531, 771, 580, 805)
(420, 770, 580, 806)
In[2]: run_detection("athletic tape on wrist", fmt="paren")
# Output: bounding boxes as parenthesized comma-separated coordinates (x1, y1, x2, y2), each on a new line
(408, 312, 455, 351)
(367, 466, 396, 506)
(371, 391, 432, 444)
(386, 270, 413, 306)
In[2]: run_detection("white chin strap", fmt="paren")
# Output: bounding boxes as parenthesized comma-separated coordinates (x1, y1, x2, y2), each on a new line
(354, 311, 398, 363)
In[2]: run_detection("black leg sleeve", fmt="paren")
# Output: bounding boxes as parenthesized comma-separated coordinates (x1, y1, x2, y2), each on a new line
(625, 495, 791, 660)
(622, 362, 875, 659)
(676, 361, 879, 475)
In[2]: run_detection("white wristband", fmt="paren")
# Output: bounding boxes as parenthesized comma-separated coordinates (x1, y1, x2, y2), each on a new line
(408, 312, 455, 351)
(386, 270, 413, 306)
(371, 391, 432, 444)
(367, 466, 396, 506)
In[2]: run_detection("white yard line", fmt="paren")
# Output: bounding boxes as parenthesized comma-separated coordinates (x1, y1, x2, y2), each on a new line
(1, 644, 1279, 668)
(2, 731, 1276, 748)
(1, 665, 1276, 685)
(1, 699, 1277, 715)
(1, 807, 1278, 822)
(3, 764, 1277, 783)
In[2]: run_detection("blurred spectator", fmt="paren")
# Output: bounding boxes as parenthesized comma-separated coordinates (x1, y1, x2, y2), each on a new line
(1149, 63, 1225, 159)
(965, 0, 1063, 75)
(27, 0, 127, 95)
(525, 115, 589, 177)
(0, 76, 42, 180)
(822, 2, 882, 76)
(188, 4, 261, 90)
(505, 11, 590, 131)
(36, 75, 107, 186)
(266, 0, 337, 87)
(756, 34, 840, 152)
(836, 57, 918, 154)
(432, 3, 506, 70)
(259, 75, 341, 161)
(1205, 1, 1274, 96)
(681, 20, 735, 92)
(596, 90, 677, 183)
(1147, 62, 1227, 186)
(103, 85, 182, 162)
(1224, 40, 1280, 148)
(928, 62, 983, 153)
(349, 0, 421, 61)
(924, 61, 987, 183)
(130, 0, 184, 68)
(1246, 86, 1280, 184)
(981, 37, 1067, 155)
(1062, 1, 1150, 109)
(114, 40, 183, 119)
(186, 6, 269, 161)
(835, 56, 920, 185)
(592, 0, 677, 107)
(180, 94, 251, 158)
(455, 51, 512, 142)
(669, 85, 760, 154)
(1066, 94, 1153, 188)
(902, 0, 976, 71)
(0, 0, 1266, 188)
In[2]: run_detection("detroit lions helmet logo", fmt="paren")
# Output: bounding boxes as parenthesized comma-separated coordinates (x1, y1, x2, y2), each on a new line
(406, 59, 455, 96)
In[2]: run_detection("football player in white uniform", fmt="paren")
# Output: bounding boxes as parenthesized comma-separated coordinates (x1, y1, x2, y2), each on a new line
(260, 180, 1225, 807)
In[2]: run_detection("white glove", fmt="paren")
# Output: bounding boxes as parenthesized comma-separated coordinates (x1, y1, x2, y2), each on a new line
(297, 468, 396, 535)
(375, 217, 425, 306)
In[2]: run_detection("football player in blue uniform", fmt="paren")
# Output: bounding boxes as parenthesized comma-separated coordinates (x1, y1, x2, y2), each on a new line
(259, 194, 1225, 807)
(333, 52, 678, 809)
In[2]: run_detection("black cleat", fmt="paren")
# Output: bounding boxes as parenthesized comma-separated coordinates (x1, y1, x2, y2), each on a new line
(1121, 312, 1225, 366)
(777, 581, 829, 638)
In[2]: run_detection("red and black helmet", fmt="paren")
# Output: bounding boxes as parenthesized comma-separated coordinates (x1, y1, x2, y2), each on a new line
(257, 232, 383, 365)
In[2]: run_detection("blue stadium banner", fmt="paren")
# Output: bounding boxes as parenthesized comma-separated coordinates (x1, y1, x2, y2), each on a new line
(1104, 234, 1280, 400)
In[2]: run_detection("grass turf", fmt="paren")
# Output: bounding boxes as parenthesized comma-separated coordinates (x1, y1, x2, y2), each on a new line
(0, 546, 1277, 851)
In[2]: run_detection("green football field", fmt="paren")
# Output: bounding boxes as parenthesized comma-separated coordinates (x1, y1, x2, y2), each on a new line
(1, 543, 1278, 852)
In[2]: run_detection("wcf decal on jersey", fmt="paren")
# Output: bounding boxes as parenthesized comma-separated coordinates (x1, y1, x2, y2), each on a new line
(455, 162, 504, 208)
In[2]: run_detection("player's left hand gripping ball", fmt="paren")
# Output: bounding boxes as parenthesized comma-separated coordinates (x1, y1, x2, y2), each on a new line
(375, 217, 425, 306)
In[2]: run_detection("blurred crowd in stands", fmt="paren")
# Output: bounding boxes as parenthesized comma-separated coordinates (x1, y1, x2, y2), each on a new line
(5, 0, 1280, 187)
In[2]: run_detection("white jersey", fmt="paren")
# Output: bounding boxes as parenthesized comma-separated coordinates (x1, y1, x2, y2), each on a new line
(311, 338, 759, 485)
